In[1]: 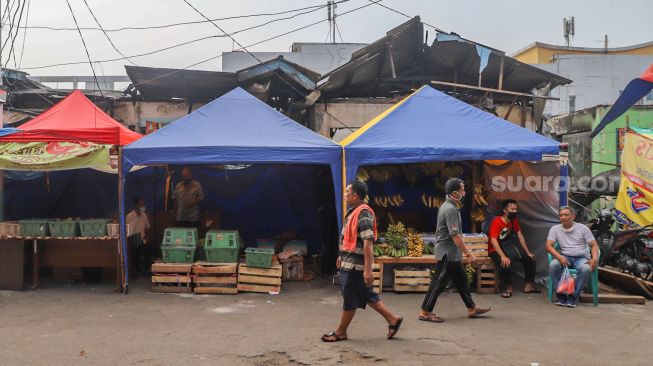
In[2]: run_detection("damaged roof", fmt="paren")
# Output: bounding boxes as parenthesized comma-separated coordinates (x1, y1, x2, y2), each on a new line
(125, 56, 320, 102)
(319, 17, 571, 101)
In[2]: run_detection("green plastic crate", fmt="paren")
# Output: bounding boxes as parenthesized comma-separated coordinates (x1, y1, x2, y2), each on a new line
(48, 220, 78, 237)
(245, 248, 275, 268)
(205, 247, 239, 263)
(205, 230, 240, 249)
(162, 227, 198, 246)
(79, 219, 109, 237)
(161, 245, 196, 263)
(18, 219, 50, 237)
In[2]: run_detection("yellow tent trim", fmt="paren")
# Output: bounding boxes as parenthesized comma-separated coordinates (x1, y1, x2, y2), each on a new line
(339, 85, 427, 147)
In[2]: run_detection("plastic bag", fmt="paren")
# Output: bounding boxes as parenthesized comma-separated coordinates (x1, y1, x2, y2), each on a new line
(556, 266, 575, 295)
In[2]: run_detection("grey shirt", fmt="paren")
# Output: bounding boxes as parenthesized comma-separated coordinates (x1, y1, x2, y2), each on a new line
(433, 197, 463, 262)
(547, 222, 595, 258)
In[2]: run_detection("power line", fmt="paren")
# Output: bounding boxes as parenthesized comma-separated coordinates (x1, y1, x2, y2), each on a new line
(1, 0, 22, 54)
(129, 0, 381, 91)
(335, 20, 344, 43)
(8, 0, 351, 33)
(20, 0, 347, 71)
(81, 0, 137, 66)
(64, 0, 103, 96)
(7, 0, 27, 69)
(366, 0, 446, 33)
(17, 0, 30, 69)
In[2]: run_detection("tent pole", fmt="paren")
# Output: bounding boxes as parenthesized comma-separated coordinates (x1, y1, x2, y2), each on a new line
(118, 146, 127, 293)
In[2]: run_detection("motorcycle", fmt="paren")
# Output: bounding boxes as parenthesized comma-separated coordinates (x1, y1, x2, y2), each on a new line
(586, 209, 653, 280)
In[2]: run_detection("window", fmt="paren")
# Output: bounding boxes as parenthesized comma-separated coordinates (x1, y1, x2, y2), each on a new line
(569, 95, 576, 113)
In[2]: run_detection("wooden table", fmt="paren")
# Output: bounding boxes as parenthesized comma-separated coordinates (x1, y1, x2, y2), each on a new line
(374, 255, 492, 293)
(28, 237, 122, 290)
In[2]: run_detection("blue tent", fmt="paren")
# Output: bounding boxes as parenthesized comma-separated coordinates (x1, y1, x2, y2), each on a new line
(119, 87, 343, 291)
(341, 85, 560, 182)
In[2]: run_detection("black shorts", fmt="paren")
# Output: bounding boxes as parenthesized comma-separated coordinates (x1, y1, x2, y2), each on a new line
(340, 269, 380, 311)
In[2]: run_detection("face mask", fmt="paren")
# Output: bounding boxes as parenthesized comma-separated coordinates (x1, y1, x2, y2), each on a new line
(562, 223, 575, 232)
(507, 212, 517, 220)
(138, 207, 146, 214)
(182, 178, 192, 184)
(450, 191, 465, 201)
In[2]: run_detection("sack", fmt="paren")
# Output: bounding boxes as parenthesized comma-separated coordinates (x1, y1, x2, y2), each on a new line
(556, 267, 576, 295)
(499, 232, 522, 260)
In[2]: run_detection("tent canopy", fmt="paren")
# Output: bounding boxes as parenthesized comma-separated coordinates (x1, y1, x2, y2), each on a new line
(341, 85, 560, 182)
(0, 90, 141, 145)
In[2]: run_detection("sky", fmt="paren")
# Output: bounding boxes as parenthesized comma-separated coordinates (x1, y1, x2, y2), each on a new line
(1, 0, 650, 77)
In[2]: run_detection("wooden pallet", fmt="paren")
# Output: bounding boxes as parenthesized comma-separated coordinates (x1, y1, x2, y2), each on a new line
(393, 268, 430, 292)
(372, 263, 381, 293)
(476, 263, 498, 294)
(151, 263, 193, 293)
(238, 262, 282, 294)
(192, 262, 238, 295)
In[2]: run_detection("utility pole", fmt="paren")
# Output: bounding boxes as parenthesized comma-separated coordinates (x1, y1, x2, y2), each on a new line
(327, 1, 338, 44)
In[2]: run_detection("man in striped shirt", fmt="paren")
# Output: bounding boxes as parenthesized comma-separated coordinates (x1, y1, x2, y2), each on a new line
(322, 181, 403, 342)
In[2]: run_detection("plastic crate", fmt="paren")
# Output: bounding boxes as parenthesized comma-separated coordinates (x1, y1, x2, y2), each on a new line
(161, 245, 196, 263)
(79, 219, 109, 237)
(107, 223, 134, 237)
(0, 222, 20, 236)
(205, 247, 239, 263)
(19, 219, 50, 237)
(205, 230, 240, 249)
(245, 247, 275, 268)
(48, 220, 78, 237)
(162, 227, 198, 246)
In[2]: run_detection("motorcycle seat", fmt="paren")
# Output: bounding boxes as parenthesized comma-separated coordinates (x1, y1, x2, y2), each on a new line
(613, 228, 643, 237)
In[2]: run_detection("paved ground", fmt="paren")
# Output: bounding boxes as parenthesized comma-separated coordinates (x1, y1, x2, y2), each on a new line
(0, 276, 651, 366)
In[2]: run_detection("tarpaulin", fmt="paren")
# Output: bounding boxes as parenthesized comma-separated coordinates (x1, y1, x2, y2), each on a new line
(341, 85, 560, 183)
(484, 161, 561, 281)
(0, 141, 110, 170)
(615, 131, 653, 227)
(0, 90, 141, 145)
(0, 128, 20, 137)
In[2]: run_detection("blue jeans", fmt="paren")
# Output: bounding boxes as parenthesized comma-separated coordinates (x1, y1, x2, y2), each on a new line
(549, 256, 591, 300)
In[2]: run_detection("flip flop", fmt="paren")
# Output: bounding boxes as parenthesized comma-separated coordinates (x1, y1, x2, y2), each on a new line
(468, 307, 491, 318)
(321, 331, 347, 342)
(387, 317, 404, 339)
(418, 313, 444, 323)
(523, 289, 542, 294)
(501, 291, 513, 298)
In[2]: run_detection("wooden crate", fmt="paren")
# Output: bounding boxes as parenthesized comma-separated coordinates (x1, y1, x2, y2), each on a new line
(463, 234, 489, 258)
(476, 263, 498, 294)
(238, 261, 282, 294)
(393, 268, 430, 292)
(192, 262, 238, 295)
(372, 263, 381, 293)
(280, 256, 304, 282)
(151, 263, 192, 293)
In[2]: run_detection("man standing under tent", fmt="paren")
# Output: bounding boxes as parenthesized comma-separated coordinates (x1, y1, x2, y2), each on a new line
(126, 197, 152, 275)
(173, 167, 204, 232)
(418, 178, 491, 322)
(322, 181, 403, 342)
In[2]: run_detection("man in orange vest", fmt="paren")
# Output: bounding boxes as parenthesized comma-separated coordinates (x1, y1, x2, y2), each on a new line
(322, 181, 403, 342)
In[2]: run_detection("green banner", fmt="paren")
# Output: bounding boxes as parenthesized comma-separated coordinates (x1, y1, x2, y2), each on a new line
(0, 142, 110, 171)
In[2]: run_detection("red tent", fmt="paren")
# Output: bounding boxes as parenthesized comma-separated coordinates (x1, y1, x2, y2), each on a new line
(0, 90, 141, 145)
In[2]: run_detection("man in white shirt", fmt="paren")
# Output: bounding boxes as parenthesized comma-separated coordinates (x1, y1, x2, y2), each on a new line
(546, 206, 599, 308)
(126, 197, 152, 275)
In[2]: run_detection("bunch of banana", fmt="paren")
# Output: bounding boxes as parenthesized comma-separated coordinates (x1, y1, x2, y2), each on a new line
(443, 165, 464, 179)
(356, 167, 369, 182)
(369, 166, 398, 182)
(423, 242, 435, 255)
(471, 207, 486, 222)
(372, 194, 405, 208)
(464, 263, 477, 287)
(387, 245, 408, 258)
(373, 244, 386, 257)
(419, 162, 445, 176)
(406, 231, 424, 257)
(421, 194, 444, 209)
(473, 183, 488, 206)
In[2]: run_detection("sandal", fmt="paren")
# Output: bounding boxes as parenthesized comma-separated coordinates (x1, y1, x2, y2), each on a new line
(321, 331, 347, 342)
(418, 313, 444, 323)
(523, 288, 542, 294)
(501, 291, 513, 298)
(468, 307, 491, 318)
(387, 317, 403, 339)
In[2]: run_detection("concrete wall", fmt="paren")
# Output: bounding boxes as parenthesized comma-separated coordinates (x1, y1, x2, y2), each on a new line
(222, 43, 366, 75)
(536, 54, 653, 116)
(112, 101, 205, 130)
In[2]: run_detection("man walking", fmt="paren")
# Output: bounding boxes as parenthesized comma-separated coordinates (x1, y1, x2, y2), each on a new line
(322, 181, 403, 342)
(419, 178, 491, 322)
